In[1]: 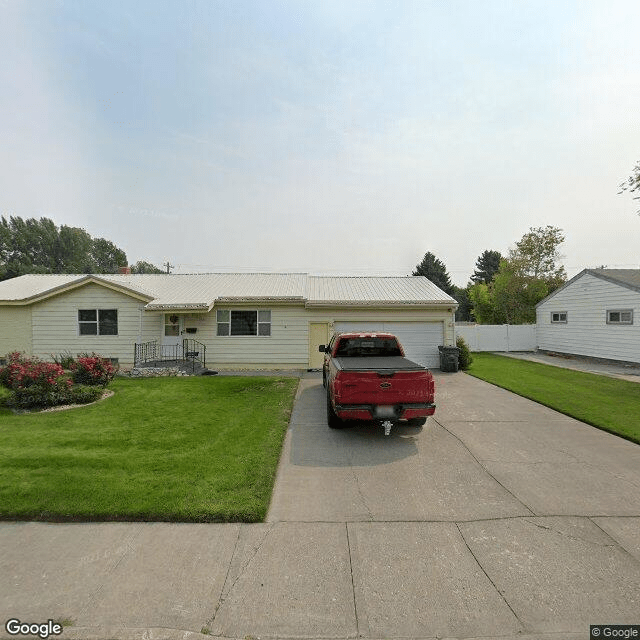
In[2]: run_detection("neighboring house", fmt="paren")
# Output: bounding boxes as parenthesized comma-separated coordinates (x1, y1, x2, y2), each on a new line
(0, 273, 458, 369)
(536, 269, 640, 364)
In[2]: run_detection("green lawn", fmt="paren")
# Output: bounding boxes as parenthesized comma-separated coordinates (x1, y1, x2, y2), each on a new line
(467, 353, 640, 444)
(0, 376, 299, 522)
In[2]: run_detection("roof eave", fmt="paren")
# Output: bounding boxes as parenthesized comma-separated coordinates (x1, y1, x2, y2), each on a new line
(145, 303, 212, 312)
(305, 300, 458, 309)
(0, 275, 154, 305)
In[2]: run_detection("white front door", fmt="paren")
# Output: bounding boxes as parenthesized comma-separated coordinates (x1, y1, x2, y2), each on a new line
(162, 314, 183, 358)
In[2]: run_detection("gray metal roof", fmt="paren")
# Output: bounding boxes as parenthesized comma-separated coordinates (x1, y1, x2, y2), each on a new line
(0, 272, 456, 309)
(588, 269, 640, 293)
(536, 268, 640, 307)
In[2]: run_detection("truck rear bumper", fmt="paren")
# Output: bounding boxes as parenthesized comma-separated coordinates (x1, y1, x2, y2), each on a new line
(335, 402, 436, 421)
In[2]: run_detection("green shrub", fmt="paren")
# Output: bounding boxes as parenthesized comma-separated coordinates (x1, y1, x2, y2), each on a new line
(51, 351, 76, 369)
(456, 336, 473, 370)
(70, 354, 117, 386)
(7, 384, 103, 409)
(68, 385, 104, 404)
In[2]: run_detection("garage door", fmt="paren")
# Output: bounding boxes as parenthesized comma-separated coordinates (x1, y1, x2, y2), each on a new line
(333, 321, 444, 369)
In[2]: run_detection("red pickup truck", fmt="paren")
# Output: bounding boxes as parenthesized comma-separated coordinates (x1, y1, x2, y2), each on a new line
(320, 332, 436, 435)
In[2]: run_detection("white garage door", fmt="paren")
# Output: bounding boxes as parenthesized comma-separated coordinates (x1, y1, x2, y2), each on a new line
(333, 321, 444, 369)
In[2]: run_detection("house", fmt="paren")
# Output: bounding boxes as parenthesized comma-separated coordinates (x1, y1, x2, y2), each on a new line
(0, 273, 458, 370)
(536, 269, 640, 364)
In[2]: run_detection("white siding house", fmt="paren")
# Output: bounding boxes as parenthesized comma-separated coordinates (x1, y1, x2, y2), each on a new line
(0, 273, 458, 369)
(536, 269, 640, 364)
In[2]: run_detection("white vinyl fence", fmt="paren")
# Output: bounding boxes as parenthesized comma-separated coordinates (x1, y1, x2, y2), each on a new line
(455, 324, 536, 352)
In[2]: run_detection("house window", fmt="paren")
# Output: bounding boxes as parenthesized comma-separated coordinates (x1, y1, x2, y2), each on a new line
(216, 310, 271, 336)
(607, 309, 633, 325)
(78, 309, 118, 335)
(551, 312, 567, 323)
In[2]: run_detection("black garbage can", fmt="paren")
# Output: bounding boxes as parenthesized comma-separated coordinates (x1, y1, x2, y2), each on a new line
(438, 345, 460, 372)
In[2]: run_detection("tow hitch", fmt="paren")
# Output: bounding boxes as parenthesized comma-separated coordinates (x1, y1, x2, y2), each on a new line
(381, 420, 394, 436)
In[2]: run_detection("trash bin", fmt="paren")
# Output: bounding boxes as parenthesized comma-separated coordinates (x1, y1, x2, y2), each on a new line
(438, 345, 460, 372)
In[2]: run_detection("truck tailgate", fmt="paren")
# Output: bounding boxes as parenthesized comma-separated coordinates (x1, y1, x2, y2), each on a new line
(334, 367, 433, 406)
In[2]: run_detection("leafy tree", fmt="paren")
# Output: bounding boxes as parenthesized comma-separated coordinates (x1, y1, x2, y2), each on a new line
(470, 250, 502, 284)
(468, 226, 567, 324)
(509, 225, 566, 284)
(54, 226, 94, 273)
(412, 251, 455, 296)
(0, 216, 57, 279)
(130, 260, 164, 274)
(0, 216, 129, 280)
(491, 259, 551, 324)
(452, 285, 473, 321)
(619, 160, 640, 215)
(468, 282, 502, 324)
(89, 238, 128, 274)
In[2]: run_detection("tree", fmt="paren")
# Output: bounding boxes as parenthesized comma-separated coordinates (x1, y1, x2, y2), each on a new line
(491, 259, 551, 324)
(509, 225, 566, 284)
(412, 251, 455, 296)
(468, 282, 502, 324)
(470, 250, 502, 284)
(0, 216, 58, 279)
(452, 285, 473, 321)
(0, 216, 129, 280)
(619, 161, 640, 215)
(54, 226, 94, 273)
(89, 238, 128, 274)
(468, 226, 567, 324)
(130, 260, 164, 274)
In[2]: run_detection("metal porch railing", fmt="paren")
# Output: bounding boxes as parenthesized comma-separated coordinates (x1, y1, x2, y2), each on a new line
(134, 339, 206, 372)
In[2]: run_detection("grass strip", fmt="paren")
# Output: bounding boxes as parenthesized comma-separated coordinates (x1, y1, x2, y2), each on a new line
(0, 376, 299, 522)
(467, 353, 640, 444)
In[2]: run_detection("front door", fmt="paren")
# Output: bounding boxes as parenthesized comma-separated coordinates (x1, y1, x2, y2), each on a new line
(309, 322, 329, 369)
(162, 314, 183, 358)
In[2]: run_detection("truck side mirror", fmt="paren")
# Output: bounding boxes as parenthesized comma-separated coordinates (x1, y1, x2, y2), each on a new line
(318, 345, 326, 353)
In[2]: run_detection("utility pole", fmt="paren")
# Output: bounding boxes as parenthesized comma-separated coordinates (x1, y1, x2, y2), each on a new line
(163, 261, 174, 274)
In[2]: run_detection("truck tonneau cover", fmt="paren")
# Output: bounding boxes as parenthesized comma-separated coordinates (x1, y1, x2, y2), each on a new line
(334, 356, 427, 372)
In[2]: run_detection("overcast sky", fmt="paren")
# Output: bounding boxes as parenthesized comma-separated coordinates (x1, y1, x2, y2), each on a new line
(1, 0, 638, 286)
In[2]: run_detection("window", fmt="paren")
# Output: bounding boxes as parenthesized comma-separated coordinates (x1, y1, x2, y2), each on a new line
(607, 309, 633, 325)
(217, 310, 271, 336)
(78, 309, 118, 335)
(551, 312, 567, 323)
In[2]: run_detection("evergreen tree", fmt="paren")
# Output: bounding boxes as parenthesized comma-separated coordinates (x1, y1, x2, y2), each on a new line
(470, 249, 502, 284)
(412, 251, 455, 296)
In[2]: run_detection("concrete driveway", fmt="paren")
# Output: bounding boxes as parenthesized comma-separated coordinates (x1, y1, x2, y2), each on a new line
(1, 371, 639, 639)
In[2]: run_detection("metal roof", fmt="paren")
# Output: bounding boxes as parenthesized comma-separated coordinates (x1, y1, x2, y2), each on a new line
(536, 268, 640, 307)
(0, 272, 456, 308)
(588, 269, 640, 293)
(308, 276, 455, 305)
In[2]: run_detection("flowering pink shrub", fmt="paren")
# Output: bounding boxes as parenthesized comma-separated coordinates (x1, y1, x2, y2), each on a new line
(0, 352, 76, 408)
(0, 352, 68, 391)
(70, 354, 117, 387)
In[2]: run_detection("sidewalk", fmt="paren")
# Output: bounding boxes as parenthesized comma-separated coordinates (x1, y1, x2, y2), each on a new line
(497, 350, 640, 383)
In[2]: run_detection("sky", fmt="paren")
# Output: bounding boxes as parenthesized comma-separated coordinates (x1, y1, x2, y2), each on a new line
(1, 0, 639, 286)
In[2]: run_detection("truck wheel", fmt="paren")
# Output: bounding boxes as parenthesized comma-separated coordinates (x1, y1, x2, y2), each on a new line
(326, 393, 345, 429)
(407, 417, 427, 427)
